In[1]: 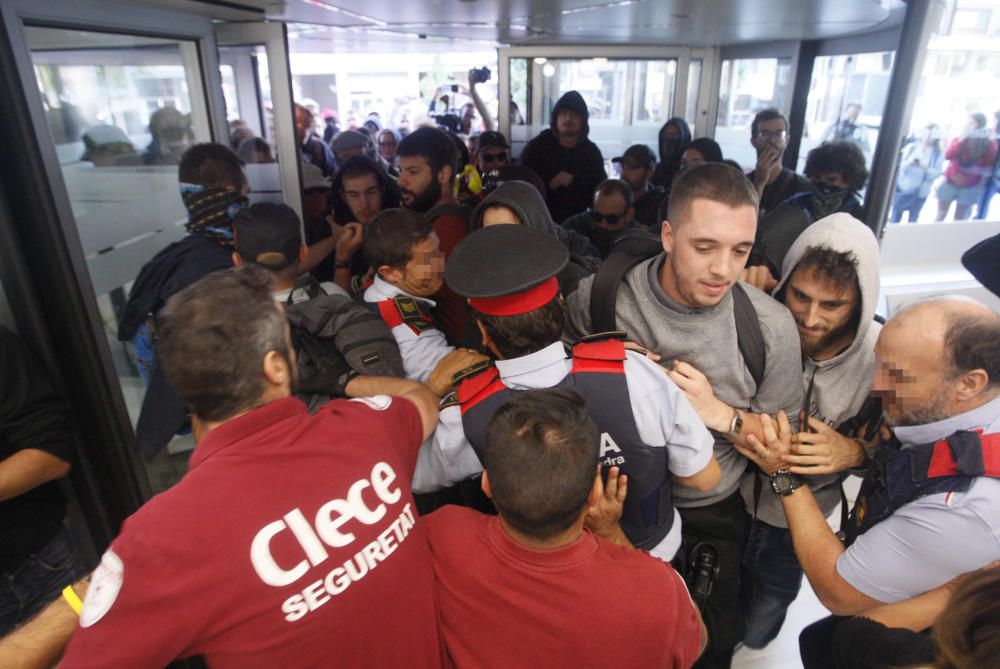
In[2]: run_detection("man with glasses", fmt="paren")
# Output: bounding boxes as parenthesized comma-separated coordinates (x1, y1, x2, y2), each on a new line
(613, 144, 666, 229)
(748, 109, 810, 215)
(562, 179, 640, 258)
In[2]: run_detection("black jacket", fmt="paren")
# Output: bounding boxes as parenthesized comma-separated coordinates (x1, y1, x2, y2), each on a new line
(520, 91, 607, 224)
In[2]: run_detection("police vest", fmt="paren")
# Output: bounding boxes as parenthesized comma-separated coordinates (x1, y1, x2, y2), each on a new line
(845, 429, 1000, 546)
(456, 339, 675, 551)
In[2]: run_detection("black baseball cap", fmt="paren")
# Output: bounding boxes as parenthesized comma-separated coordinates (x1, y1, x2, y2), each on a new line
(233, 203, 302, 271)
(446, 225, 567, 316)
(478, 131, 510, 152)
(612, 144, 657, 168)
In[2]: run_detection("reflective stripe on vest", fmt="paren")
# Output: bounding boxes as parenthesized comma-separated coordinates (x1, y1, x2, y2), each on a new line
(457, 339, 675, 550)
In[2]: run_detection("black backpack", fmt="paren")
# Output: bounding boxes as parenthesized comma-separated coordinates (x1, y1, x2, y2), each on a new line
(588, 228, 765, 387)
(284, 279, 405, 410)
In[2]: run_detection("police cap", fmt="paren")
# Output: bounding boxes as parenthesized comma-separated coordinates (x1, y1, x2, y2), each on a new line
(445, 225, 568, 316)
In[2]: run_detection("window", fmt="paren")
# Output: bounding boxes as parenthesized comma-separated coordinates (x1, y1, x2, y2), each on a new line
(886, 0, 1000, 224)
(509, 56, 678, 166)
(715, 57, 793, 171)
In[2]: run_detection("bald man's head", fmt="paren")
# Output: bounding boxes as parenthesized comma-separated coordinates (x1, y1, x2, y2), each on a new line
(876, 298, 1000, 426)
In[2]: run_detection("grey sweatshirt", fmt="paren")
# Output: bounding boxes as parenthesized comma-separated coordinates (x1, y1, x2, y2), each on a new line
(745, 213, 883, 526)
(566, 257, 804, 510)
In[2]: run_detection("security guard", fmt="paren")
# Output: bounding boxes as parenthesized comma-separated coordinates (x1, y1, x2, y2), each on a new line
(412, 224, 721, 560)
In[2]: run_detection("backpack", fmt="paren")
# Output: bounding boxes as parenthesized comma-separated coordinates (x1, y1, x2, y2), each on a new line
(588, 228, 765, 387)
(283, 279, 404, 409)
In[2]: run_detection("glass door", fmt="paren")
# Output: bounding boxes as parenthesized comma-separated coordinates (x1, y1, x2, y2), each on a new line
(216, 22, 303, 220)
(3, 0, 228, 498)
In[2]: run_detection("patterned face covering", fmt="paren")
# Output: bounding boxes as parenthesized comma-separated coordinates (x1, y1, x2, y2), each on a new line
(811, 180, 850, 219)
(180, 183, 249, 247)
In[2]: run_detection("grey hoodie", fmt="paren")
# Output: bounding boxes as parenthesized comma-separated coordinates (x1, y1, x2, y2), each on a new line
(741, 213, 882, 527)
(470, 181, 599, 295)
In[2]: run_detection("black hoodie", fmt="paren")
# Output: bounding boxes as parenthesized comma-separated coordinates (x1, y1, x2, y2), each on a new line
(519, 91, 607, 224)
(651, 117, 692, 190)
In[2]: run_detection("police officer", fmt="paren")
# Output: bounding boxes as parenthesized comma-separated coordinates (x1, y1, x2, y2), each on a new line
(412, 224, 721, 560)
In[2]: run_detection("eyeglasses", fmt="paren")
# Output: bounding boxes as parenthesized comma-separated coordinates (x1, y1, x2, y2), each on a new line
(590, 210, 623, 226)
(480, 151, 508, 164)
(754, 129, 787, 141)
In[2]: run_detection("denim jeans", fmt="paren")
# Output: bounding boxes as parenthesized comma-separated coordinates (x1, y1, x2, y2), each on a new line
(0, 526, 84, 635)
(740, 516, 803, 649)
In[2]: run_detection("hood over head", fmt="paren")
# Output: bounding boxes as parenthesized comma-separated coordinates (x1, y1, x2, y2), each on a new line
(549, 90, 590, 138)
(774, 212, 880, 363)
(658, 117, 692, 161)
(470, 180, 558, 237)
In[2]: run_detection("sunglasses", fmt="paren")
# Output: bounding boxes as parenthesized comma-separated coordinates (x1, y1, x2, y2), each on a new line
(480, 151, 508, 163)
(590, 210, 623, 226)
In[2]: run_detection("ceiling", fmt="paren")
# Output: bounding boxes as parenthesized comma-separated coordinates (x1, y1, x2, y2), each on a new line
(138, 0, 907, 50)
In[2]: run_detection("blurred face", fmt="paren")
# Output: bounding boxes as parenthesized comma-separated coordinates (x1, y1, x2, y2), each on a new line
(660, 199, 756, 308)
(398, 233, 445, 297)
(482, 205, 521, 227)
(398, 155, 444, 213)
(751, 117, 788, 157)
(341, 172, 383, 225)
(618, 159, 651, 192)
(592, 191, 630, 232)
(556, 110, 582, 143)
(784, 266, 858, 360)
(680, 148, 705, 170)
(873, 321, 953, 427)
(378, 132, 398, 160)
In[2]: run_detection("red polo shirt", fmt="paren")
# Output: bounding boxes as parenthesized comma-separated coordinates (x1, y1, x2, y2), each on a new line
(425, 506, 702, 669)
(62, 396, 444, 669)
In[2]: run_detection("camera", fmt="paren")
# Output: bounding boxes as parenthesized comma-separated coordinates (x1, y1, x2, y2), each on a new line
(471, 67, 491, 85)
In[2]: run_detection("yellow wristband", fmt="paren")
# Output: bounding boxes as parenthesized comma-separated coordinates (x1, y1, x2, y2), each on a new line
(62, 584, 84, 616)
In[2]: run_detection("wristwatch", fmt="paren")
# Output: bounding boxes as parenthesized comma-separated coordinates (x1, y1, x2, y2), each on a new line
(769, 469, 804, 497)
(726, 408, 743, 437)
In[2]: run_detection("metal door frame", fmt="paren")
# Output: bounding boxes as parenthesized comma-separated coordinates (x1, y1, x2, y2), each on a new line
(216, 21, 303, 219)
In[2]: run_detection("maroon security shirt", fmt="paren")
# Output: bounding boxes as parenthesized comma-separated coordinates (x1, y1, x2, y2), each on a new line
(62, 396, 444, 669)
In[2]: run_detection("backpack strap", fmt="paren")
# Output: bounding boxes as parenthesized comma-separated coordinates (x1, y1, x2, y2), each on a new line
(731, 283, 765, 389)
(287, 275, 326, 305)
(589, 253, 649, 333)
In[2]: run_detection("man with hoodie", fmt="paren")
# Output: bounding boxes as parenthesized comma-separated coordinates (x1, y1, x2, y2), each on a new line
(470, 180, 599, 296)
(520, 90, 607, 224)
(652, 117, 692, 191)
(740, 213, 881, 650)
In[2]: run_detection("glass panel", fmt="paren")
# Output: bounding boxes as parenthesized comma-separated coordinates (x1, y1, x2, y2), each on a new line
(889, 1, 1000, 224)
(218, 46, 280, 209)
(685, 59, 703, 130)
(27, 26, 213, 493)
(715, 57, 793, 171)
(513, 57, 677, 168)
(798, 51, 895, 182)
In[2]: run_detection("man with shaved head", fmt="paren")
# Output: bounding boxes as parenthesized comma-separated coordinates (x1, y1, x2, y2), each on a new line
(739, 297, 1000, 664)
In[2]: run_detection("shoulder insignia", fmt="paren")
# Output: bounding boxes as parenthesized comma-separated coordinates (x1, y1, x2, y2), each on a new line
(440, 392, 460, 410)
(387, 296, 433, 334)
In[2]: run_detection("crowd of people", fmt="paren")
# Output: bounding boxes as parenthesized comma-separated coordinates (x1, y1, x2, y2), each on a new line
(3, 88, 1000, 669)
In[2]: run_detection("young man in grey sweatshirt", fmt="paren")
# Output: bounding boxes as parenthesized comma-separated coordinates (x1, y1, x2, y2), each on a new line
(565, 162, 803, 669)
(739, 212, 882, 649)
